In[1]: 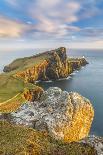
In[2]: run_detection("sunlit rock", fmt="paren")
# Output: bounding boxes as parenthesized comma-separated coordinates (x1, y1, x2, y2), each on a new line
(10, 87, 94, 142)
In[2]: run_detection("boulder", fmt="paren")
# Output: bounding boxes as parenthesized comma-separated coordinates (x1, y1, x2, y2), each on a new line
(10, 87, 94, 142)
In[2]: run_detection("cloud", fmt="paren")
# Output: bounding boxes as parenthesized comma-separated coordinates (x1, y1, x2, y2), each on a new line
(69, 40, 103, 49)
(0, 16, 29, 38)
(24, 0, 81, 41)
(0, 0, 102, 45)
(76, 28, 103, 42)
(4, 0, 18, 6)
(29, 1, 80, 31)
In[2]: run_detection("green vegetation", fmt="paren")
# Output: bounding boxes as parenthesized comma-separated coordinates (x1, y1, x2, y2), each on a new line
(0, 121, 96, 155)
(0, 48, 87, 113)
(3, 52, 50, 73)
(0, 49, 94, 154)
(0, 73, 37, 103)
(0, 51, 50, 113)
(0, 72, 42, 112)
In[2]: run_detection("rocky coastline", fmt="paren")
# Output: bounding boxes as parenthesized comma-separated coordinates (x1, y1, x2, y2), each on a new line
(0, 47, 102, 155)
(0, 87, 103, 154)
(3, 47, 88, 83)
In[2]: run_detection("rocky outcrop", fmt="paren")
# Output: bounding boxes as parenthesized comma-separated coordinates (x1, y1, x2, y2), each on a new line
(22, 86, 44, 102)
(5, 87, 94, 142)
(67, 58, 88, 74)
(14, 60, 49, 83)
(80, 135, 103, 155)
(4, 47, 88, 82)
(0, 77, 44, 113)
(45, 47, 69, 79)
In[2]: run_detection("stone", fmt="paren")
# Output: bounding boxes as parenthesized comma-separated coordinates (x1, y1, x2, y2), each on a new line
(80, 135, 103, 155)
(6, 47, 88, 82)
(6, 87, 94, 142)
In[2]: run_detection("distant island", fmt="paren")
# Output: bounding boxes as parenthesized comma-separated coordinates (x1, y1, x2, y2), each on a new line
(0, 47, 102, 155)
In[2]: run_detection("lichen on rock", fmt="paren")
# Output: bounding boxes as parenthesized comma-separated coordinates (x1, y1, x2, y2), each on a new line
(7, 87, 94, 142)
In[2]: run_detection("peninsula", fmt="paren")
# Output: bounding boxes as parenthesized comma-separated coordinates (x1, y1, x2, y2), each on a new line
(1, 47, 102, 155)
(0, 47, 88, 112)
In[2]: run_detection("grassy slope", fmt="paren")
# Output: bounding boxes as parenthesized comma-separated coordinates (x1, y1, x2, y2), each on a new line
(0, 121, 96, 155)
(0, 73, 36, 103)
(0, 50, 86, 112)
(0, 51, 95, 154)
(4, 52, 50, 73)
(0, 53, 48, 112)
(0, 72, 40, 112)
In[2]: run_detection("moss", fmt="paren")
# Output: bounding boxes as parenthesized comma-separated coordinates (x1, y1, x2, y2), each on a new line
(0, 121, 96, 155)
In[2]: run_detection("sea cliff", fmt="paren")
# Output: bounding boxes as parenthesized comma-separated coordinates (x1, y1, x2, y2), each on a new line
(0, 47, 88, 112)
(4, 47, 88, 82)
(1, 47, 100, 155)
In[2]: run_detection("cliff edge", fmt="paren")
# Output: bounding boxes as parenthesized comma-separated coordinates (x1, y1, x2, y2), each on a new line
(1, 87, 94, 143)
(3, 47, 88, 82)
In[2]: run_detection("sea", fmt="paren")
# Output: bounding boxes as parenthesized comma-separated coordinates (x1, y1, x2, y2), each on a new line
(0, 48, 103, 136)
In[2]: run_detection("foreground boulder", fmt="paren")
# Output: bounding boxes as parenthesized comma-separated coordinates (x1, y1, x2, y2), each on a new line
(8, 87, 94, 142)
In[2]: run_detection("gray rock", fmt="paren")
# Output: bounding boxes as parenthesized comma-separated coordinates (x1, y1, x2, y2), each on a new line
(6, 87, 94, 142)
(80, 135, 103, 155)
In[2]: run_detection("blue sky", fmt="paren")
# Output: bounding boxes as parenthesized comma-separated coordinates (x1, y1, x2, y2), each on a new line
(0, 0, 103, 49)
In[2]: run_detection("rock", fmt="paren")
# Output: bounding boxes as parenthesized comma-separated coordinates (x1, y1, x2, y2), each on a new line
(4, 47, 88, 82)
(46, 47, 69, 80)
(8, 87, 94, 142)
(0, 121, 97, 155)
(80, 135, 103, 155)
(23, 86, 44, 102)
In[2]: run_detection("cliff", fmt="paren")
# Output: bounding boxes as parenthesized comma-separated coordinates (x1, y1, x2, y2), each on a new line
(0, 73, 44, 113)
(0, 87, 98, 155)
(3, 47, 88, 82)
(0, 47, 88, 113)
(1, 87, 94, 143)
(0, 47, 96, 155)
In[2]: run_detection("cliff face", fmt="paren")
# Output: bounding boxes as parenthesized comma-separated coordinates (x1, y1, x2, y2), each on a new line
(6, 87, 94, 143)
(23, 86, 44, 102)
(0, 47, 88, 112)
(14, 60, 49, 83)
(45, 47, 68, 79)
(0, 73, 44, 113)
(13, 47, 88, 82)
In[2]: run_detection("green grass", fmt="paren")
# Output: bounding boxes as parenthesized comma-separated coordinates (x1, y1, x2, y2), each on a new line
(0, 121, 96, 155)
(0, 72, 40, 113)
(0, 52, 49, 112)
(4, 52, 51, 73)
(0, 73, 36, 103)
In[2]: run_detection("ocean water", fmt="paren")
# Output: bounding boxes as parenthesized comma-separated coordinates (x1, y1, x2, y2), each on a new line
(38, 49, 103, 136)
(0, 48, 103, 136)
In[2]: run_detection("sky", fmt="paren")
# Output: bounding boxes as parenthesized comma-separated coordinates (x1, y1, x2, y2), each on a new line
(0, 0, 103, 49)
